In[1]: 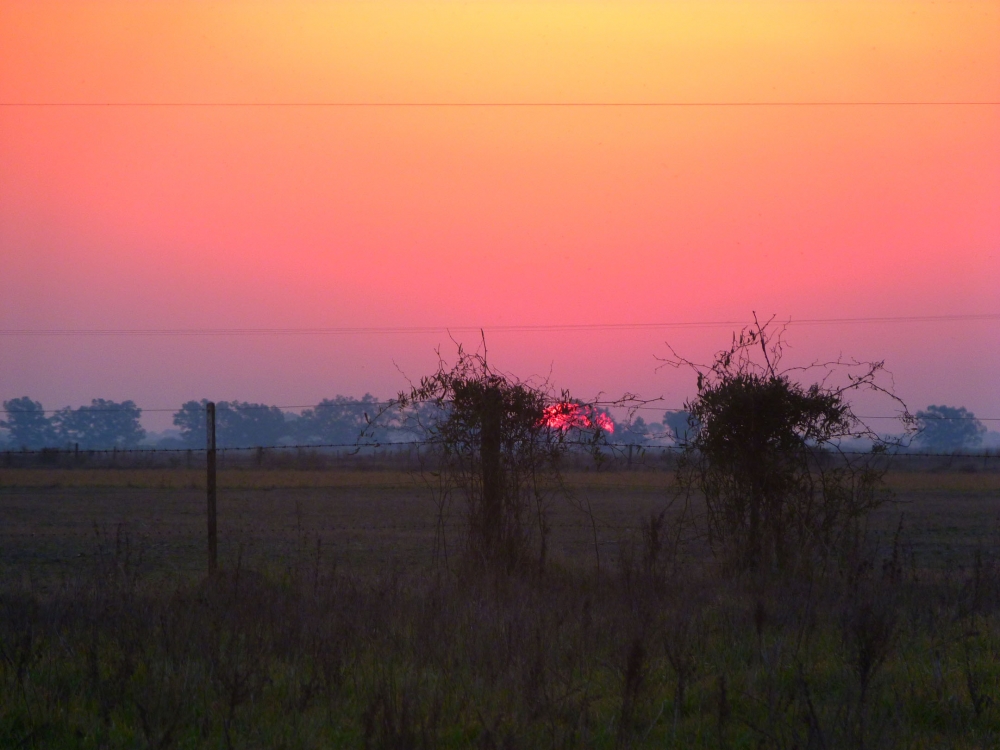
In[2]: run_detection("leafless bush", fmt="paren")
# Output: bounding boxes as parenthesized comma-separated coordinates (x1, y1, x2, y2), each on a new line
(662, 316, 913, 572)
(375, 344, 607, 575)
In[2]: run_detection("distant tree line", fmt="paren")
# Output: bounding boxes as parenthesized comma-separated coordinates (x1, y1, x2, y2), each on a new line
(169, 395, 396, 448)
(0, 394, 428, 450)
(0, 395, 991, 452)
(0, 397, 145, 449)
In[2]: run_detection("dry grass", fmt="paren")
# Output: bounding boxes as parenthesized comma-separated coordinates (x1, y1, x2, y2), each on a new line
(3, 504, 1000, 748)
(1, 465, 998, 586)
(881, 469, 1000, 493)
(2, 465, 997, 492)
(0, 467, 419, 490)
(2, 463, 1000, 747)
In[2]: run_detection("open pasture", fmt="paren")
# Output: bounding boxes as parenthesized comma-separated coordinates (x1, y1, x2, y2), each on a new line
(3, 462, 1000, 748)
(2, 464, 998, 581)
(0, 467, 672, 581)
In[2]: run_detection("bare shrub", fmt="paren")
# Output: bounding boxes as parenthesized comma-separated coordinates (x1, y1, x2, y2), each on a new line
(380, 344, 606, 575)
(662, 316, 913, 571)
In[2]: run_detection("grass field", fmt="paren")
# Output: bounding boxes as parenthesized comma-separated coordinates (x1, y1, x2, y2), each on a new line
(0, 468, 671, 583)
(2, 466, 998, 579)
(2, 463, 999, 747)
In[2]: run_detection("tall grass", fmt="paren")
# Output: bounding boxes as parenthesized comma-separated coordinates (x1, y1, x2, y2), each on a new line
(2, 518, 999, 748)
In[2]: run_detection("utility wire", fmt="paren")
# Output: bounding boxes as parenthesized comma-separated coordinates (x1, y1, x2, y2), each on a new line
(2, 404, 997, 420)
(3, 102, 998, 107)
(607, 404, 999, 421)
(3, 401, 998, 420)
(3, 313, 998, 337)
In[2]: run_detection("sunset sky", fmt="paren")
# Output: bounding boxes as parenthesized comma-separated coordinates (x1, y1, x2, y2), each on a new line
(1, 1, 998, 430)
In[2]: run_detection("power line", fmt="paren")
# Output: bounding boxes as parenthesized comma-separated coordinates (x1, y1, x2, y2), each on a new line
(0, 407, 181, 415)
(3, 313, 998, 337)
(3, 401, 998, 421)
(2, 102, 998, 107)
(0, 403, 391, 414)
(3, 405, 998, 421)
(613, 404, 999, 421)
(0, 403, 390, 415)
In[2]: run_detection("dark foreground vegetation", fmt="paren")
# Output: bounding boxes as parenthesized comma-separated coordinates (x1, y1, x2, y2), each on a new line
(1, 519, 999, 749)
(3, 326, 999, 747)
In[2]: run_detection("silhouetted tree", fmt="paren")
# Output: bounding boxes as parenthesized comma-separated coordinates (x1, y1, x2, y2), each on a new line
(1, 397, 58, 448)
(664, 410, 694, 444)
(616, 415, 651, 446)
(913, 405, 987, 452)
(297, 394, 384, 444)
(664, 317, 912, 571)
(377, 345, 607, 574)
(215, 402, 287, 447)
(173, 400, 289, 447)
(391, 399, 450, 441)
(53, 399, 145, 448)
(173, 400, 209, 446)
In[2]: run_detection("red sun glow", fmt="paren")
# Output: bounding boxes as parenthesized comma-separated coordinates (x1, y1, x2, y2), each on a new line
(541, 403, 615, 434)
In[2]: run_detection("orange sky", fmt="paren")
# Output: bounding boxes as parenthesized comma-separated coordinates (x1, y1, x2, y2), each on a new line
(1, 1, 998, 426)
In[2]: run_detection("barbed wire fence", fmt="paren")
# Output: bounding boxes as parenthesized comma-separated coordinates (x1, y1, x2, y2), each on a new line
(4, 442, 1000, 460)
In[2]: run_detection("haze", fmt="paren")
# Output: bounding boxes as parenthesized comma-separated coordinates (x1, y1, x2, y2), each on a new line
(1, 1, 998, 431)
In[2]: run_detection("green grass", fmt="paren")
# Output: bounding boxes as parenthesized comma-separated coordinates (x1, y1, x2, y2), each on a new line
(2, 465, 1000, 748)
(3, 547, 1000, 748)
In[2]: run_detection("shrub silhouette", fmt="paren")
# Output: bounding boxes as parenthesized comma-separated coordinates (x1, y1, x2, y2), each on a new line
(666, 317, 912, 571)
(386, 344, 603, 574)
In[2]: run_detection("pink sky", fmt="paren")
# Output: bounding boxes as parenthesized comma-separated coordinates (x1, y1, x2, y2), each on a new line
(1, 2, 998, 429)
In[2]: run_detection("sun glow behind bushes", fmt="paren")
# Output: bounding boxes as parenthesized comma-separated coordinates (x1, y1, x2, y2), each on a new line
(541, 402, 614, 434)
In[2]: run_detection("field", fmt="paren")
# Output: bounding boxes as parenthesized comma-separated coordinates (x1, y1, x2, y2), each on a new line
(2, 464, 998, 579)
(2, 460, 1000, 747)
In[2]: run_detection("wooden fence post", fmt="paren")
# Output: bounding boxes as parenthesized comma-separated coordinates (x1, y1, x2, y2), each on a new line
(207, 402, 218, 575)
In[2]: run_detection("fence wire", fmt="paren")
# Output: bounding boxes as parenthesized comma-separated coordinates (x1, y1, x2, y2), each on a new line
(2, 440, 998, 460)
